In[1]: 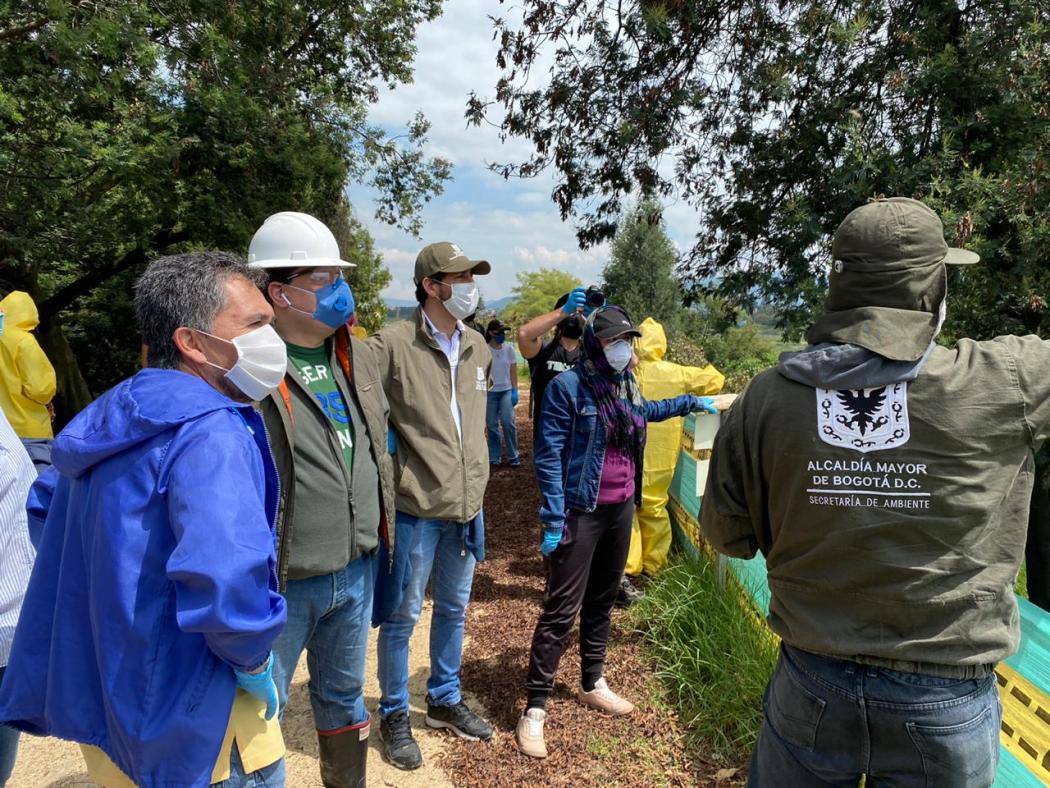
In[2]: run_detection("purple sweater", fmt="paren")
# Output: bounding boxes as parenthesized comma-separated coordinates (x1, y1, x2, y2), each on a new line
(596, 448, 635, 505)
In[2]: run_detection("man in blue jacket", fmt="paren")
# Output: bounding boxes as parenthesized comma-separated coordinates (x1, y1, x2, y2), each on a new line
(0, 252, 289, 787)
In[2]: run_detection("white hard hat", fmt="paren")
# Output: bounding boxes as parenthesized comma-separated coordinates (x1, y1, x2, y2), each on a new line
(247, 212, 355, 269)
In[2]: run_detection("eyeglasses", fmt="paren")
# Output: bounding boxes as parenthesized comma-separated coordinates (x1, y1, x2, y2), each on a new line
(289, 269, 344, 287)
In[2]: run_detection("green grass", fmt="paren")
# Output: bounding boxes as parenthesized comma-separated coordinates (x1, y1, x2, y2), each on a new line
(627, 554, 777, 763)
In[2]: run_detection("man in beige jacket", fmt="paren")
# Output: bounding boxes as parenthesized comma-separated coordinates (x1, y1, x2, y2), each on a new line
(368, 242, 493, 770)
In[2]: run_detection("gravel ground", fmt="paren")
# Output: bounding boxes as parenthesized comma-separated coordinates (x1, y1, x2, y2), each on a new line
(7, 603, 455, 788)
(5, 392, 742, 787)
(441, 399, 743, 787)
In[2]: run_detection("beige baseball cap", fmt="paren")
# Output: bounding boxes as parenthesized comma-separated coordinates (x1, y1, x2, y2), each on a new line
(413, 242, 491, 284)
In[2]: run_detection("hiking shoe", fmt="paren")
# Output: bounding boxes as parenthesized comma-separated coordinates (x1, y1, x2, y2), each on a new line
(615, 575, 643, 608)
(509, 458, 522, 468)
(424, 696, 493, 741)
(515, 708, 548, 759)
(379, 709, 423, 770)
(578, 677, 635, 716)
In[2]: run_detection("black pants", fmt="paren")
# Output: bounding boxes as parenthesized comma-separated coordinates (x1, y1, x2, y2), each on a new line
(526, 500, 634, 698)
(1026, 449, 1050, 611)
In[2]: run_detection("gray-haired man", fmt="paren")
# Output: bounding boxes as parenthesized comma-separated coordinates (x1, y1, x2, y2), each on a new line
(0, 252, 289, 787)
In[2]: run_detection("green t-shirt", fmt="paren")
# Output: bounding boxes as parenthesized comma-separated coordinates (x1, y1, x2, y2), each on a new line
(286, 343, 354, 471)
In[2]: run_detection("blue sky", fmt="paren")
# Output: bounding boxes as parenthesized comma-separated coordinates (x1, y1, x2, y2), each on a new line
(348, 0, 699, 303)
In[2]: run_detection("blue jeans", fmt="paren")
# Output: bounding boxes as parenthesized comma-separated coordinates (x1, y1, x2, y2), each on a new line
(0, 667, 15, 786)
(749, 644, 1001, 788)
(377, 513, 477, 717)
(486, 390, 519, 464)
(211, 746, 285, 787)
(271, 554, 376, 731)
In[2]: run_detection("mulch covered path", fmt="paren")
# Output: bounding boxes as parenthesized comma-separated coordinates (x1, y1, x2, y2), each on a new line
(440, 406, 740, 787)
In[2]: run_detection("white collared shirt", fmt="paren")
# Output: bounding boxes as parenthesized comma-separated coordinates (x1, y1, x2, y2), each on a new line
(0, 409, 37, 666)
(422, 310, 465, 442)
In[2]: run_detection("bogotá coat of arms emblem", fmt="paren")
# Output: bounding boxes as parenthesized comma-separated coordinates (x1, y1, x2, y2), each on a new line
(815, 382, 910, 454)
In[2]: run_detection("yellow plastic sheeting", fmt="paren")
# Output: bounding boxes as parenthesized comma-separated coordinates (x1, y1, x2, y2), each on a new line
(627, 318, 724, 576)
(995, 662, 1050, 782)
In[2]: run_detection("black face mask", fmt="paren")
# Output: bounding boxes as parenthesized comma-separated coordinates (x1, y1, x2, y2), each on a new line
(561, 315, 584, 339)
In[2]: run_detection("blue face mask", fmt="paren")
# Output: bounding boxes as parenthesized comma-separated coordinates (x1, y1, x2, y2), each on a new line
(495, 333, 506, 344)
(285, 279, 355, 329)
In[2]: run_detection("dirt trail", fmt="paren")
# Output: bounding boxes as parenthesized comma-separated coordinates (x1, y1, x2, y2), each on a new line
(7, 601, 455, 787)
(441, 403, 729, 787)
(7, 393, 730, 787)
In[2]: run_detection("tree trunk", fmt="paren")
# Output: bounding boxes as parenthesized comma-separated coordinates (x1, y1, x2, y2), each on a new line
(36, 316, 93, 429)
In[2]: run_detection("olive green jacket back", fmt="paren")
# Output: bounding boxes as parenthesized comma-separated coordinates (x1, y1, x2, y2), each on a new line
(702, 335, 1050, 676)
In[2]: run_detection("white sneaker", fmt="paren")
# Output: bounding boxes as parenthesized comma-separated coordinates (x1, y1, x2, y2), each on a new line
(577, 677, 635, 716)
(515, 708, 548, 759)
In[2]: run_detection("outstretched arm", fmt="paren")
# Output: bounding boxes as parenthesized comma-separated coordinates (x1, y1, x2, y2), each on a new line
(518, 287, 586, 359)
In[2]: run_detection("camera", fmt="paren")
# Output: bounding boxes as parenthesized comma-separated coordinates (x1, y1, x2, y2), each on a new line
(585, 286, 606, 310)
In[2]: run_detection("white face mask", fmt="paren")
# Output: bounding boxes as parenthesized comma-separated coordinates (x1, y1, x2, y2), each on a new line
(441, 282, 480, 321)
(603, 340, 633, 372)
(195, 324, 287, 401)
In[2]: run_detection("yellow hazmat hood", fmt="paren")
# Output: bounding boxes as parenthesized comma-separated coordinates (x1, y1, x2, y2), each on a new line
(1, 291, 40, 331)
(637, 317, 667, 362)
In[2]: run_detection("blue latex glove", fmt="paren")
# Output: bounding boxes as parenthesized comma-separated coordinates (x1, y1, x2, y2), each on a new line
(562, 287, 587, 315)
(511, 389, 519, 407)
(693, 396, 718, 414)
(387, 426, 397, 455)
(540, 527, 563, 556)
(234, 654, 279, 721)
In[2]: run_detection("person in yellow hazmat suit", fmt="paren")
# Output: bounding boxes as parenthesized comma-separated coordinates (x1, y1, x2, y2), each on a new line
(619, 317, 724, 605)
(0, 292, 57, 447)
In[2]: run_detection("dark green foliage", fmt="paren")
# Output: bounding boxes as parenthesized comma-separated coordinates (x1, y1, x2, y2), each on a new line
(1, 2, 448, 411)
(329, 197, 392, 335)
(473, 1, 1050, 343)
(602, 198, 682, 323)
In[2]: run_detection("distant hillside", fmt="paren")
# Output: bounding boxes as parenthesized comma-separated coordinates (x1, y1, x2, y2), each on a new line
(383, 295, 515, 314)
(383, 298, 417, 309)
(488, 296, 514, 312)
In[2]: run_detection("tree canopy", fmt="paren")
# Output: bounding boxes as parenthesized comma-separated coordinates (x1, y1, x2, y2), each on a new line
(502, 267, 582, 325)
(1, 1, 450, 414)
(602, 198, 682, 324)
(471, 1, 1050, 340)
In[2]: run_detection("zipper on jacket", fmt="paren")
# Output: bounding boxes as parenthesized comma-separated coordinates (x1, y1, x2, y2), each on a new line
(240, 406, 283, 590)
(287, 363, 359, 565)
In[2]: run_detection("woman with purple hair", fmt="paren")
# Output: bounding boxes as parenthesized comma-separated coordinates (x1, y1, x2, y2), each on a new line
(516, 304, 718, 759)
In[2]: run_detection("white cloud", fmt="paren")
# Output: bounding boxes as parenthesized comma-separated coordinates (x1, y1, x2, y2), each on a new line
(351, 0, 706, 303)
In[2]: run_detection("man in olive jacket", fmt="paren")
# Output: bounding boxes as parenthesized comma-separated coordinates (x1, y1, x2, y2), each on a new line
(702, 197, 1050, 787)
(251, 212, 396, 788)
(368, 242, 493, 770)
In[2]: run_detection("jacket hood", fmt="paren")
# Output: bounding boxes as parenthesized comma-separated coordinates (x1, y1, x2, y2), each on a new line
(1, 291, 39, 331)
(777, 342, 936, 390)
(637, 318, 667, 362)
(53, 368, 248, 478)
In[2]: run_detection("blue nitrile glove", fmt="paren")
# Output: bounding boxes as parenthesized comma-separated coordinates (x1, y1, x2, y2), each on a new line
(387, 426, 397, 455)
(693, 396, 718, 414)
(562, 287, 587, 315)
(512, 389, 520, 407)
(234, 654, 279, 721)
(540, 527, 563, 557)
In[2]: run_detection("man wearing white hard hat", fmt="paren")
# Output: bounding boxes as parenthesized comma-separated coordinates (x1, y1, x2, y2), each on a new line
(250, 212, 396, 788)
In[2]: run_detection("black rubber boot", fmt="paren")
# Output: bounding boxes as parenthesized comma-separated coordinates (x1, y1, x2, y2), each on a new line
(317, 718, 369, 788)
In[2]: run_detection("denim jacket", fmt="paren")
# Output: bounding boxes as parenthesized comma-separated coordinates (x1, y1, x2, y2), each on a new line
(534, 366, 701, 529)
